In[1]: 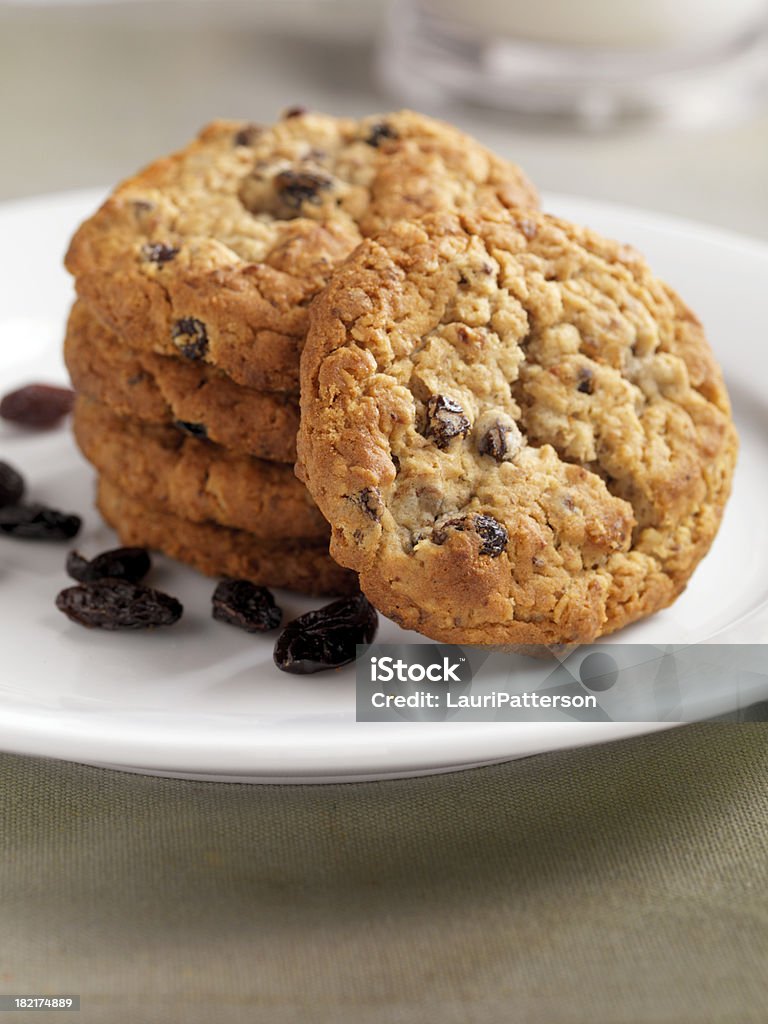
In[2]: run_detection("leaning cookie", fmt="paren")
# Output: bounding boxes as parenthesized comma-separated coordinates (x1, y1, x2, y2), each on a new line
(65, 110, 538, 391)
(73, 397, 328, 541)
(297, 209, 738, 645)
(97, 478, 356, 596)
(64, 301, 300, 462)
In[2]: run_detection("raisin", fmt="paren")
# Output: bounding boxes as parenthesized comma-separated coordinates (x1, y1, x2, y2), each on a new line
(273, 169, 332, 209)
(172, 318, 209, 360)
(0, 384, 75, 429)
(233, 123, 263, 146)
(474, 514, 508, 557)
(351, 487, 382, 521)
(477, 418, 522, 463)
(577, 367, 594, 394)
(423, 395, 470, 450)
(212, 579, 282, 633)
(479, 423, 509, 462)
(0, 503, 81, 540)
(141, 242, 179, 264)
(432, 513, 508, 557)
(174, 420, 208, 440)
(56, 579, 182, 630)
(366, 122, 398, 147)
(283, 105, 307, 118)
(431, 516, 467, 546)
(0, 461, 24, 507)
(66, 546, 151, 584)
(274, 593, 378, 675)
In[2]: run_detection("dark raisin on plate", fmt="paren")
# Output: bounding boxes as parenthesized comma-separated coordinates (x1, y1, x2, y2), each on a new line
(66, 547, 151, 584)
(0, 384, 75, 429)
(273, 593, 378, 675)
(212, 579, 282, 633)
(56, 579, 183, 630)
(0, 460, 25, 507)
(0, 503, 81, 540)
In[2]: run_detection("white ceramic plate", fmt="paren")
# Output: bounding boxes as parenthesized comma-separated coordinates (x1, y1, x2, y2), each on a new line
(0, 189, 766, 783)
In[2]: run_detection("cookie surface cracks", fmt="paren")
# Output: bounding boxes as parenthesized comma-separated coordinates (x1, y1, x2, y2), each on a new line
(65, 111, 538, 391)
(297, 210, 737, 645)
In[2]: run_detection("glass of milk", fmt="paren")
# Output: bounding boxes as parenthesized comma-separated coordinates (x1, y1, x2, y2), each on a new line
(378, 0, 768, 127)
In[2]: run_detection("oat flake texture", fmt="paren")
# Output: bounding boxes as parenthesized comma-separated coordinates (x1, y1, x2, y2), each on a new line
(297, 209, 738, 645)
(65, 111, 538, 392)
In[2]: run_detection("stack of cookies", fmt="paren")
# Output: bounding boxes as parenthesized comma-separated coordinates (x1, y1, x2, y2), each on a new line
(64, 301, 351, 595)
(63, 110, 538, 597)
(64, 108, 738, 644)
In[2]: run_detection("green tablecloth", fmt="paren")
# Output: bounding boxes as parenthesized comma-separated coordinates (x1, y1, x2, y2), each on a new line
(2, 724, 767, 1023)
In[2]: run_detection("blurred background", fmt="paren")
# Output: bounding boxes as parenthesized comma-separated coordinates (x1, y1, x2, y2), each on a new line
(1, 0, 768, 237)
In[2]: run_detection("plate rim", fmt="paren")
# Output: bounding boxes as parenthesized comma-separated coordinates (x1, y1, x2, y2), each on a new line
(0, 186, 765, 782)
